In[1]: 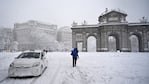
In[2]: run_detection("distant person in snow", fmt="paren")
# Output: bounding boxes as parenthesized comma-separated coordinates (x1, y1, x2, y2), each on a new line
(71, 48, 79, 67)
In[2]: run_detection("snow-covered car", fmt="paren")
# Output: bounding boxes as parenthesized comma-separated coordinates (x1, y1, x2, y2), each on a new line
(8, 51, 48, 77)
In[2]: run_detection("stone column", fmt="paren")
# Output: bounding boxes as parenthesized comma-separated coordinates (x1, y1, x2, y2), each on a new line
(127, 31, 131, 52)
(143, 30, 148, 52)
(140, 31, 143, 52)
(72, 31, 76, 48)
(93, 33, 98, 52)
(147, 31, 149, 52)
(101, 32, 108, 52)
(97, 33, 101, 52)
(121, 30, 129, 52)
(82, 32, 87, 52)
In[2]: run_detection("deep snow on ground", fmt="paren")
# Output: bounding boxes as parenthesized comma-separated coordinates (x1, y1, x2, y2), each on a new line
(0, 52, 149, 84)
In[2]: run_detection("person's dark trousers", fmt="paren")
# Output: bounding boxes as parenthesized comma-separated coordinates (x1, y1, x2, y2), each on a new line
(73, 57, 77, 67)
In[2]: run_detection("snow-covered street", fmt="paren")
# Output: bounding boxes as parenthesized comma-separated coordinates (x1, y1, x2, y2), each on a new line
(0, 52, 149, 84)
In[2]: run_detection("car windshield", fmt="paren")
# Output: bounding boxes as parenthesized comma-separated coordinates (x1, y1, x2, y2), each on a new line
(17, 52, 40, 59)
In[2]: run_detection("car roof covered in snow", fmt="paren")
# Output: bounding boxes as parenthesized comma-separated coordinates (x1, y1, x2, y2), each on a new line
(23, 50, 43, 53)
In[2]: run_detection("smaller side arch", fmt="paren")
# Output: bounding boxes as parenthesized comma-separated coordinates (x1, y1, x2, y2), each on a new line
(86, 34, 97, 52)
(129, 32, 142, 52)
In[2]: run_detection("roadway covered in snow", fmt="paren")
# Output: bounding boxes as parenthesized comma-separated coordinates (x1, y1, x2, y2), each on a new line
(0, 52, 149, 84)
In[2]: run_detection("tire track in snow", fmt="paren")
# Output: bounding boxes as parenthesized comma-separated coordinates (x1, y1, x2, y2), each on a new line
(30, 67, 47, 84)
(30, 77, 39, 84)
(0, 77, 8, 83)
(75, 67, 97, 84)
(48, 59, 62, 84)
(0, 77, 16, 84)
(76, 67, 89, 84)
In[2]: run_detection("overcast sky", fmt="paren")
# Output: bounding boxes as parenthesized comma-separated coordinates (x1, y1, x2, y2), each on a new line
(0, 0, 149, 28)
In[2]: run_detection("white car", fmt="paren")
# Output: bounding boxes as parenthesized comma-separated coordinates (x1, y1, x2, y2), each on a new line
(8, 51, 48, 77)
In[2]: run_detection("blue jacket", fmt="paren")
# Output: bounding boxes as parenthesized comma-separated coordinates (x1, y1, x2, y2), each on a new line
(71, 48, 78, 58)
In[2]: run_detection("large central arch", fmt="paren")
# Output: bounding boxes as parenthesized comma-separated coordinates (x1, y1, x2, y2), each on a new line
(108, 36, 116, 51)
(108, 33, 120, 52)
(87, 36, 97, 52)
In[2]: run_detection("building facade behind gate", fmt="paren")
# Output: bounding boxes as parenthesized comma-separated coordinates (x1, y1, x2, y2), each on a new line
(71, 9, 149, 52)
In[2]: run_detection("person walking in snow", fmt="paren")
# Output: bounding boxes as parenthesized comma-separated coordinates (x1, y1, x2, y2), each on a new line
(71, 48, 79, 67)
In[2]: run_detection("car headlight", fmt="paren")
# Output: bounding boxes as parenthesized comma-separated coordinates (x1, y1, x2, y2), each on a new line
(10, 63, 14, 67)
(32, 62, 40, 67)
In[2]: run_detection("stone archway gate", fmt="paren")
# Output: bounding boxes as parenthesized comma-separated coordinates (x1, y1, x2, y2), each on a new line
(71, 9, 149, 52)
(71, 23, 149, 52)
